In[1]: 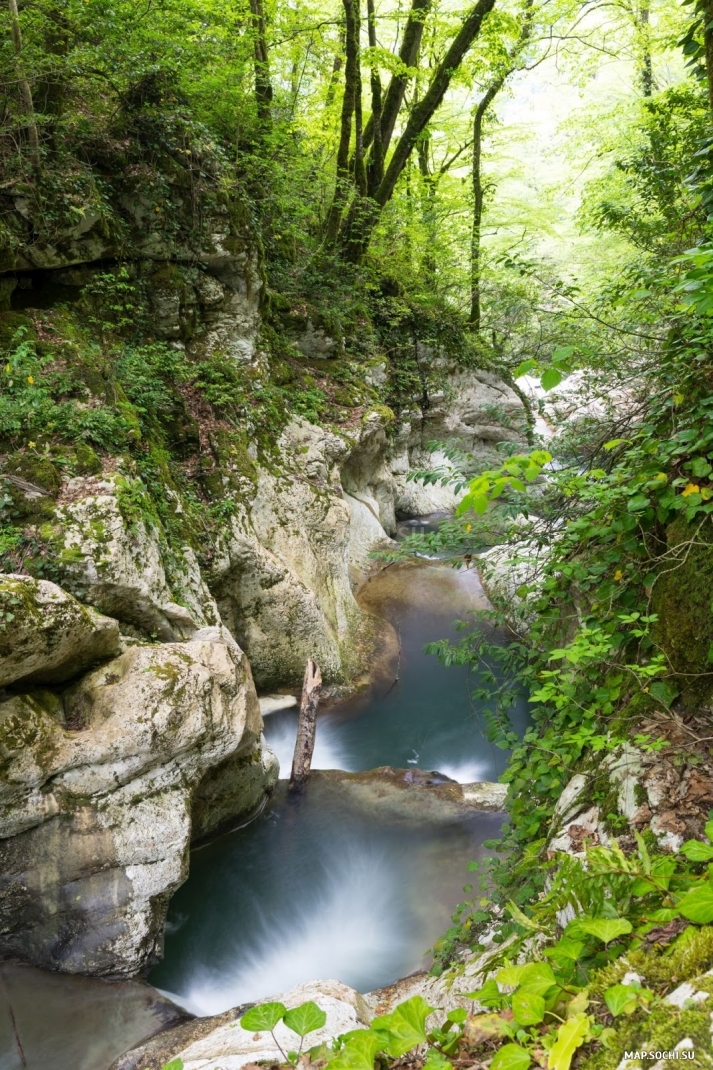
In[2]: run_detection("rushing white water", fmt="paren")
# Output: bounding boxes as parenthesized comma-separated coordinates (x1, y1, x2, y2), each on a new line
(263, 712, 353, 776)
(170, 842, 412, 1016)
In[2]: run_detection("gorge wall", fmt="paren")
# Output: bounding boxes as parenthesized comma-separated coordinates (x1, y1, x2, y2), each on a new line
(0, 191, 527, 978)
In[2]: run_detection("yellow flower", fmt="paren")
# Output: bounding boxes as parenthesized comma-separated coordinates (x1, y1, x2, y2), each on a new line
(465, 523, 472, 532)
(27, 441, 36, 449)
(26, 375, 34, 385)
(681, 483, 700, 497)
(614, 569, 623, 581)
(4, 364, 10, 374)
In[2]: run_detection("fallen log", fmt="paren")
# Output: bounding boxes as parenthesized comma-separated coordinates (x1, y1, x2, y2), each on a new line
(289, 658, 322, 792)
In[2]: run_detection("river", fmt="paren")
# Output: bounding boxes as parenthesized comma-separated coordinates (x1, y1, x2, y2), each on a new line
(0, 556, 526, 1069)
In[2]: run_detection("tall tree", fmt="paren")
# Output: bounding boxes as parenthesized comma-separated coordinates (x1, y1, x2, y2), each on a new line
(6, 0, 40, 168)
(470, 0, 534, 328)
(249, 0, 273, 125)
(339, 0, 498, 260)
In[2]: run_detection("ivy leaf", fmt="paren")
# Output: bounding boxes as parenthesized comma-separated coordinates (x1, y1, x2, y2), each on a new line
(677, 881, 713, 923)
(372, 996, 433, 1057)
(648, 680, 679, 707)
(627, 494, 650, 512)
(512, 989, 545, 1026)
(424, 1049, 452, 1070)
(604, 985, 639, 1017)
(497, 962, 556, 996)
(490, 1043, 531, 1070)
(283, 1002, 327, 1037)
(241, 1002, 287, 1032)
(680, 840, 713, 862)
(577, 917, 632, 945)
(543, 937, 585, 965)
(690, 457, 712, 477)
(160, 1061, 184, 1070)
(329, 1031, 383, 1070)
(546, 1014, 590, 1070)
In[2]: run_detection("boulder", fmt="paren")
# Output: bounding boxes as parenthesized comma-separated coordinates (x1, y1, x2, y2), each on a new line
(54, 476, 220, 641)
(0, 574, 120, 688)
(0, 635, 275, 975)
(111, 979, 371, 1070)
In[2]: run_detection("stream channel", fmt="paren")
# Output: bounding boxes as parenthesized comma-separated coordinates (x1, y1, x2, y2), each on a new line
(0, 541, 527, 1070)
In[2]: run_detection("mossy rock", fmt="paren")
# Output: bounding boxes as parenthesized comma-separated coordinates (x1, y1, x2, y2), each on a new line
(73, 444, 102, 476)
(0, 311, 35, 352)
(652, 516, 713, 704)
(270, 360, 295, 386)
(334, 386, 360, 407)
(3, 454, 61, 520)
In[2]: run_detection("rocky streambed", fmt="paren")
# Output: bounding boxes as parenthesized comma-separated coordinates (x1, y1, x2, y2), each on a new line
(0, 556, 519, 1070)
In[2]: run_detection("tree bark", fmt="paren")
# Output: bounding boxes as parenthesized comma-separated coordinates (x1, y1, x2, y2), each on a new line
(637, 0, 653, 97)
(325, 0, 360, 242)
(362, 0, 433, 168)
(702, 0, 713, 116)
(249, 0, 273, 126)
(366, 0, 383, 192)
(469, 0, 534, 327)
(7, 0, 40, 169)
(289, 659, 323, 792)
(469, 81, 500, 328)
(341, 0, 497, 259)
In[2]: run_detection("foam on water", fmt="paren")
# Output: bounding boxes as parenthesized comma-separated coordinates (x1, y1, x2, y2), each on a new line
(171, 842, 411, 1016)
(263, 710, 352, 776)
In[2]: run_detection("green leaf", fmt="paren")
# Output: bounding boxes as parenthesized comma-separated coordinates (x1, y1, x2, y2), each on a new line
(512, 989, 546, 1026)
(506, 900, 541, 931)
(604, 985, 639, 1017)
(490, 1044, 531, 1070)
(446, 1009, 468, 1025)
(513, 359, 537, 379)
(329, 1030, 382, 1070)
(424, 1049, 452, 1070)
(283, 1001, 327, 1037)
(648, 680, 679, 708)
(540, 367, 563, 391)
(547, 1014, 590, 1070)
(680, 840, 713, 862)
(463, 977, 504, 1007)
(690, 457, 712, 478)
(552, 346, 575, 366)
(577, 917, 632, 944)
(543, 938, 585, 965)
(161, 1061, 184, 1070)
(372, 996, 433, 1057)
(241, 1002, 287, 1032)
(627, 494, 650, 512)
(497, 962, 556, 997)
(677, 881, 713, 923)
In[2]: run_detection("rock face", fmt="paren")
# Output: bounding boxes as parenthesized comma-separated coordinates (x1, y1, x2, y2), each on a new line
(0, 574, 121, 688)
(546, 730, 713, 857)
(111, 979, 372, 1070)
(0, 618, 277, 976)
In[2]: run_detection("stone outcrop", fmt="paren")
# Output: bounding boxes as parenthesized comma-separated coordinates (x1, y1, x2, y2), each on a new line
(0, 618, 278, 976)
(0, 574, 121, 688)
(546, 729, 713, 858)
(111, 978, 373, 1070)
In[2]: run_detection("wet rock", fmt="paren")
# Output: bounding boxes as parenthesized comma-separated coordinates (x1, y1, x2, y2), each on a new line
(111, 979, 371, 1070)
(314, 767, 507, 822)
(0, 574, 120, 688)
(0, 635, 274, 976)
(55, 476, 219, 641)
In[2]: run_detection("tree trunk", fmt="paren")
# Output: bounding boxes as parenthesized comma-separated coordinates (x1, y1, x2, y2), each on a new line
(366, 0, 383, 193)
(342, 0, 497, 260)
(469, 82, 499, 328)
(325, 0, 360, 242)
(7, 0, 40, 169)
(249, 0, 273, 126)
(289, 659, 323, 792)
(637, 0, 653, 97)
(362, 0, 433, 165)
